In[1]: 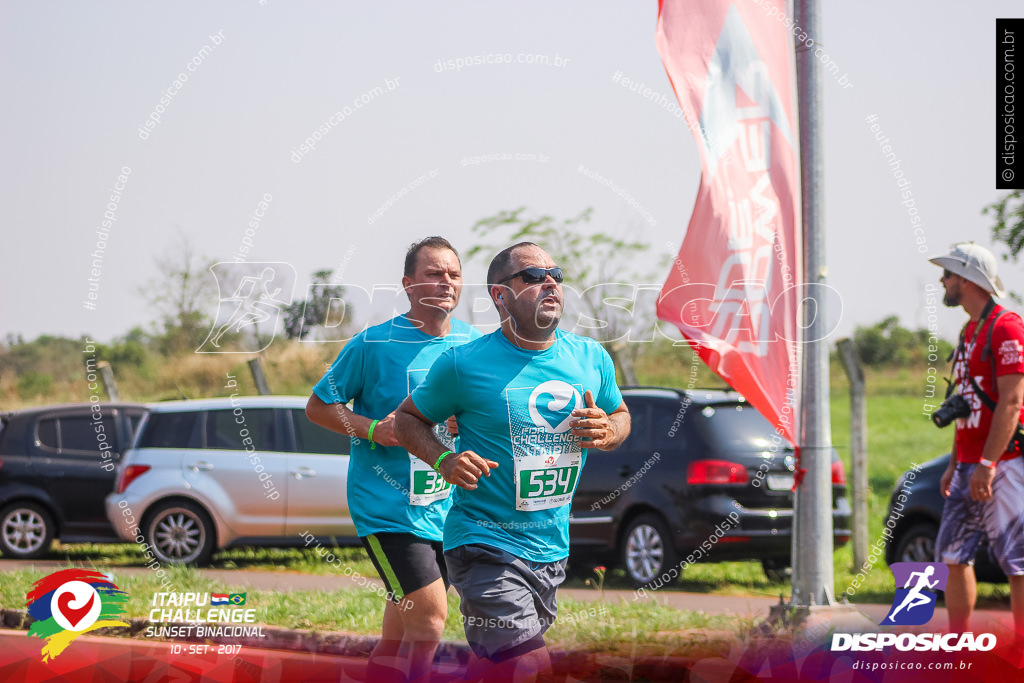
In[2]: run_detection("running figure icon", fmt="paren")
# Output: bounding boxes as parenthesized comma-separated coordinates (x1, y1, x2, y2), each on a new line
(887, 565, 939, 622)
(209, 267, 285, 348)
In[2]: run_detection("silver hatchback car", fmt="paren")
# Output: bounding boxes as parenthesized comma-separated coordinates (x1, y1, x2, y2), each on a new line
(106, 396, 355, 565)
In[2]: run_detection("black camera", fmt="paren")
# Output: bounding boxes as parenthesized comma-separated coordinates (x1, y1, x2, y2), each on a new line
(931, 394, 971, 428)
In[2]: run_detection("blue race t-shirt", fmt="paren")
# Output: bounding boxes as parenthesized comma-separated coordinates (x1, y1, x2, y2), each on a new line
(312, 314, 480, 540)
(410, 328, 623, 563)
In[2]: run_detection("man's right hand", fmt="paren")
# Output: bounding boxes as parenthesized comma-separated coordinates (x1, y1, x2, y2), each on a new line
(371, 413, 401, 448)
(940, 466, 955, 498)
(439, 451, 499, 491)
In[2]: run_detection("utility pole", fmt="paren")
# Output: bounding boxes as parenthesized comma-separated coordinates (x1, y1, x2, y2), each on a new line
(792, 0, 834, 608)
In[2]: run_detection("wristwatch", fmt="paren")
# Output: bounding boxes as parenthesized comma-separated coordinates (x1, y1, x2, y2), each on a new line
(979, 458, 998, 469)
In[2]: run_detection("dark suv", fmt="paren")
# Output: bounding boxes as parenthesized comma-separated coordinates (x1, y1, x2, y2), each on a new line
(569, 387, 851, 585)
(0, 403, 148, 558)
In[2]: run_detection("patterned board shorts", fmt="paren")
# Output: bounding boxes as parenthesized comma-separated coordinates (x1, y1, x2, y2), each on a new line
(935, 457, 1024, 575)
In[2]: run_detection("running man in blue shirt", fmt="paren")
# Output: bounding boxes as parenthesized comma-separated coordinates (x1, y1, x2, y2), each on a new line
(395, 242, 631, 682)
(307, 236, 480, 683)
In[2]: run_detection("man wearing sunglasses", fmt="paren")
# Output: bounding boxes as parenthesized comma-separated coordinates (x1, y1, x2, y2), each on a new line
(306, 236, 480, 683)
(930, 242, 1024, 637)
(395, 241, 631, 681)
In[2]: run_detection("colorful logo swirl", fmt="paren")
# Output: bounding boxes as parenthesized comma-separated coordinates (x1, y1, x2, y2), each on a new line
(25, 568, 129, 661)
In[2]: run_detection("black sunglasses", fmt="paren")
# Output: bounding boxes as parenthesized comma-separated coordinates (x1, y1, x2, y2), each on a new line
(499, 267, 564, 284)
(942, 269, 955, 279)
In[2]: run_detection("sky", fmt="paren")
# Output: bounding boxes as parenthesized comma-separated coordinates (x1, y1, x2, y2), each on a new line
(0, 0, 1019, 347)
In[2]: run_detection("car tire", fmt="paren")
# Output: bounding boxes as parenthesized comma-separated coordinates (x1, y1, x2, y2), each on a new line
(145, 501, 216, 566)
(0, 502, 55, 559)
(892, 522, 938, 564)
(762, 558, 792, 583)
(620, 513, 678, 588)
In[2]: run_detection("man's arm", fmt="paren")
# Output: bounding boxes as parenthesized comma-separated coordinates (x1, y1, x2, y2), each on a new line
(394, 396, 498, 490)
(305, 394, 399, 448)
(940, 441, 957, 497)
(570, 390, 631, 451)
(970, 372, 1024, 501)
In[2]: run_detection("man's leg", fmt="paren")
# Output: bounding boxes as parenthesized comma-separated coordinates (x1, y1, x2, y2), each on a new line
(470, 638, 550, 683)
(361, 534, 450, 682)
(396, 577, 448, 683)
(367, 600, 406, 683)
(945, 563, 976, 633)
(936, 463, 985, 633)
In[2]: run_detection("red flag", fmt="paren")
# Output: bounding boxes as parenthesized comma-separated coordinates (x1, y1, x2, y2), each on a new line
(655, 0, 802, 447)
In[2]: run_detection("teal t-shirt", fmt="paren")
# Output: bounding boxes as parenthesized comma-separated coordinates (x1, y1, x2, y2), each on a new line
(312, 314, 480, 540)
(410, 329, 623, 563)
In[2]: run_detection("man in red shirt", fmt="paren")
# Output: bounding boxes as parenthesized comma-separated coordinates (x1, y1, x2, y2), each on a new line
(932, 242, 1024, 636)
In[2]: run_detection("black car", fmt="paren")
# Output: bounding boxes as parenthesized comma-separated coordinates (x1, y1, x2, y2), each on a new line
(569, 386, 851, 586)
(885, 454, 1005, 582)
(0, 403, 148, 558)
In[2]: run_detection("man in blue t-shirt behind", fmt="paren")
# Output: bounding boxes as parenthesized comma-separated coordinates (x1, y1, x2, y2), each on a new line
(395, 242, 631, 681)
(307, 236, 480, 683)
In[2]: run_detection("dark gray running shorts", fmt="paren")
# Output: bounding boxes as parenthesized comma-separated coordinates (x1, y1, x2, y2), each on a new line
(444, 543, 567, 660)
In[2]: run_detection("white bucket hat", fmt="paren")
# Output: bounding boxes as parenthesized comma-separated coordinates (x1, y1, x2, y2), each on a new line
(929, 242, 1006, 298)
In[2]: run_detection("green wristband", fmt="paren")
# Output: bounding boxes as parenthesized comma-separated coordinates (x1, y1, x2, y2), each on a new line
(434, 450, 454, 473)
(367, 419, 379, 450)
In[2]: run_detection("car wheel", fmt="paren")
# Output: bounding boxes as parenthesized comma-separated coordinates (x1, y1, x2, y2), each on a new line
(0, 502, 55, 559)
(893, 522, 938, 563)
(145, 501, 216, 566)
(621, 513, 678, 588)
(762, 558, 792, 583)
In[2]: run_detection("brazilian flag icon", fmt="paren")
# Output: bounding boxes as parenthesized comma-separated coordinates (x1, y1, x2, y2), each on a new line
(228, 593, 247, 605)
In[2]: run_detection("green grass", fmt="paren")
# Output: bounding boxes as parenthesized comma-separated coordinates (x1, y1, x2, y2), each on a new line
(47, 543, 379, 577)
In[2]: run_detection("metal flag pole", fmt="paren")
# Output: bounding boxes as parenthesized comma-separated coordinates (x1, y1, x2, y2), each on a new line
(792, 0, 834, 609)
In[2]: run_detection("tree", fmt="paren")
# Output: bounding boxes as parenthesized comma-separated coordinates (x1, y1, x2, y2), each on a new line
(986, 189, 1024, 259)
(282, 269, 350, 341)
(468, 207, 662, 384)
(140, 232, 217, 354)
(848, 315, 954, 367)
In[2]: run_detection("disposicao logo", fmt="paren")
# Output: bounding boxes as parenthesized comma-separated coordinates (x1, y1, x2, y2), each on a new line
(832, 561, 997, 653)
(882, 562, 948, 626)
(25, 568, 129, 662)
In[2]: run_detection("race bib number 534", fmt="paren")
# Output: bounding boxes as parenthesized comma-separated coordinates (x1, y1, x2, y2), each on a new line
(519, 466, 579, 501)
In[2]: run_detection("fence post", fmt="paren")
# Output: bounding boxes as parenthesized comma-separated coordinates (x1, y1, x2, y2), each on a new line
(248, 358, 272, 395)
(836, 338, 867, 570)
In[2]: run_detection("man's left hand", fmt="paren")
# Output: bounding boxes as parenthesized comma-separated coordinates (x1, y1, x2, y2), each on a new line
(969, 464, 996, 502)
(571, 390, 615, 449)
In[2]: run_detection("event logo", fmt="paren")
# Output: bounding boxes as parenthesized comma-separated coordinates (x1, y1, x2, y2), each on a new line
(527, 380, 582, 433)
(197, 262, 296, 353)
(26, 568, 129, 662)
(882, 562, 948, 626)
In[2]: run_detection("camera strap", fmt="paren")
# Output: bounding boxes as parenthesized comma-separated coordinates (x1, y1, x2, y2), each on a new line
(960, 302, 1003, 412)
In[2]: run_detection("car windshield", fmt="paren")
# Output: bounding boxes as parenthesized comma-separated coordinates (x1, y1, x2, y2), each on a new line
(692, 403, 789, 452)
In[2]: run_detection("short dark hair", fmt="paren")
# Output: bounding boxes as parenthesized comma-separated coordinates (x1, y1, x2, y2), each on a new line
(487, 241, 538, 288)
(404, 236, 459, 277)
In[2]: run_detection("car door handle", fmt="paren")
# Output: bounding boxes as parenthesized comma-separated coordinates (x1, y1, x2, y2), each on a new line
(618, 465, 631, 477)
(189, 461, 214, 472)
(292, 467, 317, 479)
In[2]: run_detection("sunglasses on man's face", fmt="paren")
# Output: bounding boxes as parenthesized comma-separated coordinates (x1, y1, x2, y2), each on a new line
(499, 267, 564, 285)
(942, 269, 955, 280)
